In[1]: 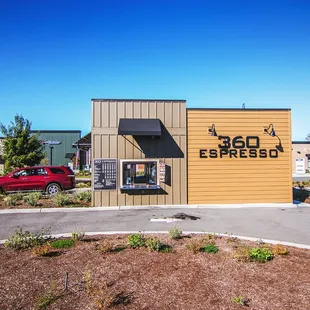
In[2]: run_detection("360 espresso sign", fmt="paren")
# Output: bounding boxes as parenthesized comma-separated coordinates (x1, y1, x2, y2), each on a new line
(199, 135, 279, 159)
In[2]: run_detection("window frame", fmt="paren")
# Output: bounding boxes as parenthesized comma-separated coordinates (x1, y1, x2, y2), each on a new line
(120, 159, 160, 189)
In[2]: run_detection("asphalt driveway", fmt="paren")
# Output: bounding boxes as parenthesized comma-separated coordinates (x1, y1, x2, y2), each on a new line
(1, 206, 310, 245)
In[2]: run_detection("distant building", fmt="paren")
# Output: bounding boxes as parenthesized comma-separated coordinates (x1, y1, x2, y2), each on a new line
(32, 130, 81, 166)
(0, 131, 81, 172)
(72, 132, 91, 170)
(292, 141, 310, 174)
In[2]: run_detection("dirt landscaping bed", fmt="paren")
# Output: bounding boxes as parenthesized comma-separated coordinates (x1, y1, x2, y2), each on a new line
(1, 233, 310, 310)
(0, 192, 91, 210)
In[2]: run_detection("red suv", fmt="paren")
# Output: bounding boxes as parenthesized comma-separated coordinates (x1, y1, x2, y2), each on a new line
(0, 166, 76, 195)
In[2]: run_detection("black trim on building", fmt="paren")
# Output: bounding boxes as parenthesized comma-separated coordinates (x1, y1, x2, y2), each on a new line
(187, 108, 291, 111)
(92, 98, 186, 102)
(31, 130, 82, 133)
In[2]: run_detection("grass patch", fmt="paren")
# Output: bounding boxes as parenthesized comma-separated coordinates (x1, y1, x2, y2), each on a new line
(50, 239, 75, 249)
(201, 244, 219, 254)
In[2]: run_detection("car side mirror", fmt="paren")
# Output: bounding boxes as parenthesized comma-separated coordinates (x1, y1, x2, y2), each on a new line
(10, 174, 19, 178)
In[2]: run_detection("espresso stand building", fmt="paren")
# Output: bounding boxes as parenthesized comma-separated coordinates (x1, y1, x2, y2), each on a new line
(91, 99, 292, 207)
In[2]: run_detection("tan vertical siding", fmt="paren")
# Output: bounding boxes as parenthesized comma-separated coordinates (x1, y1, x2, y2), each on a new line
(187, 109, 292, 204)
(91, 99, 187, 206)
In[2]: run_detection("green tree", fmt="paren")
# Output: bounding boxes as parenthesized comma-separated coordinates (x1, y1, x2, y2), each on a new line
(0, 115, 45, 173)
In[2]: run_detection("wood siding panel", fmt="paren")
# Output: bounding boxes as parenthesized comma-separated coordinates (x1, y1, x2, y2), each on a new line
(187, 110, 292, 204)
(91, 100, 187, 207)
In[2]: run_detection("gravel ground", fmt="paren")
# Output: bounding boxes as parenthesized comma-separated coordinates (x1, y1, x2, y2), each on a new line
(0, 234, 310, 310)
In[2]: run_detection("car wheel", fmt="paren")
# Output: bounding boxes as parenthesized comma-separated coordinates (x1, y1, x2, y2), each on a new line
(46, 183, 61, 195)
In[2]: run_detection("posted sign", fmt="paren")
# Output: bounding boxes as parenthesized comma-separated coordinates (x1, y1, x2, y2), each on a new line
(295, 158, 305, 174)
(93, 159, 117, 190)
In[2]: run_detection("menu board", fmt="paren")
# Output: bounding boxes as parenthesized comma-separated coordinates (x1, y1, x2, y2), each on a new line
(93, 159, 117, 190)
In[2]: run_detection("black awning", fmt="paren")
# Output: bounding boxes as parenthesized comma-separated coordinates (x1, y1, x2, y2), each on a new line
(65, 153, 76, 159)
(118, 119, 162, 136)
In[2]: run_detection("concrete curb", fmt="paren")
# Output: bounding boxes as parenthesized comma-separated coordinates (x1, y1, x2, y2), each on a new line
(1, 231, 310, 249)
(0, 202, 309, 214)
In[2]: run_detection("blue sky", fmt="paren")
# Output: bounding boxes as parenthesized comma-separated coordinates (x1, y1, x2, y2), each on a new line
(0, 0, 309, 139)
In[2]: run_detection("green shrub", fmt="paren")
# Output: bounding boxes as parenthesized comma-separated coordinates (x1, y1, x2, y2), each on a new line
(4, 195, 18, 206)
(4, 227, 46, 250)
(75, 191, 91, 202)
(145, 237, 161, 252)
(71, 230, 85, 241)
(23, 192, 42, 206)
(169, 226, 182, 239)
(127, 233, 146, 248)
(201, 244, 219, 254)
(50, 239, 75, 249)
(52, 193, 71, 207)
(249, 247, 273, 262)
(13, 192, 25, 201)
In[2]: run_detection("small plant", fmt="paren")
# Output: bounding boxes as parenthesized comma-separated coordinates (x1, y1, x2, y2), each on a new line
(53, 193, 71, 207)
(204, 232, 218, 241)
(13, 192, 25, 201)
(4, 227, 47, 250)
(226, 236, 239, 244)
(4, 195, 18, 206)
(72, 230, 85, 241)
(32, 244, 51, 257)
(234, 245, 252, 262)
(24, 192, 42, 206)
(75, 190, 91, 202)
(76, 182, 91, 188)
(145, 237, 164, 252)
(201, 244, 219, 254)
(232, 296, 249, 306)
(186, 239, 203, 254)
(84, 271, 92, 295)
(169, 226, 182, 240)
(92, 283, 132, 309)
(96, 240, 114, 254)
(249, 247, 273, 263)
(35, 282, 58, 310)
(50, 238, 75, 249)
(127, 233, 146, 248)
(272, 244, 288, 256)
